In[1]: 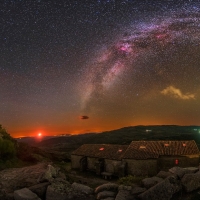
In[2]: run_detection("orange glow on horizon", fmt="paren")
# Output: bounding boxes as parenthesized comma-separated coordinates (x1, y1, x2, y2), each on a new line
(38, 133, 42, 137)
(8, 119, 200, 138)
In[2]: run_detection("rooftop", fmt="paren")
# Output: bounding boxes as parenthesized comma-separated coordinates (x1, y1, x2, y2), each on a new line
(72, 144, 128, 160)
(72, 140, 200, 160)
(123, 140, 200, 159)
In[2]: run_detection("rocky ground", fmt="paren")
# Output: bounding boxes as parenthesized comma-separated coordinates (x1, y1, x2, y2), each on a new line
(1, 163, 200, 200)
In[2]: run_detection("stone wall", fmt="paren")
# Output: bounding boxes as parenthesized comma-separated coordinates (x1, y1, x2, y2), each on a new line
(71, 155, 83, 169)
(158, 155, 200, 171)
(104, 159, 122, 175)
(87, 157, 98, 171)
(123, 159, 157, 176)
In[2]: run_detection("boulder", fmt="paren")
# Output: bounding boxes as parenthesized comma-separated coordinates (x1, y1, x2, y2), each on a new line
(138, 176, 181, 200)
(118, 185, 132, 191)
(45, 179, 72, 200)
(101, 198, 115, 200)
(38, 164, 59, 183)
(57, 171, 66, 180)
(95, 183, 118, 194)
(5, 192, 14, 200)
(142, 176, 163, 189)
(45, 179, 95, 200)
(181, 173, 200, 192)
(156, 171, 172, 179)
(0, 163, 47, 193)
(169, 167, 192, 179)
(28, 182, 50, 199)
(14, 188, 41, 200)
(115, 189, 136, 200)
(96, 191, 116, 200)
(184, 167, 199, 173)
(131, 186, 146, 195)
(71, 182, 93, 195)
(46, 185, 71, 200)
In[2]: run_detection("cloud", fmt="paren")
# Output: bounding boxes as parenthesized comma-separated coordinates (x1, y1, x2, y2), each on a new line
(80, 115, 89, 120)
(161, 86, 195, 100)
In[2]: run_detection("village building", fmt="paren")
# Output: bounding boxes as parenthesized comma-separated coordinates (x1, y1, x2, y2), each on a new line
(71, 144, 128, 178)
(71, 140, 200, 177)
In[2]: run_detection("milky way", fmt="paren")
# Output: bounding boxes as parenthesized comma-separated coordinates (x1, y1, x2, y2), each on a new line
(81, 7, 200, 115)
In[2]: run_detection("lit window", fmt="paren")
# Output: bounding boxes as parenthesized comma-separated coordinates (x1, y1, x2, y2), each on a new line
(175, 159, 179, 165)
(99, 148, 104, 151)
(164, 144, 169, 147)
(183, 143, 186, 147)
(118, 149, 122, 152)
(139, 146, 146, 149)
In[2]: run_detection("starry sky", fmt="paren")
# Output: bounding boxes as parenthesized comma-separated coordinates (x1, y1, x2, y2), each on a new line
(1, 0, 200, 137)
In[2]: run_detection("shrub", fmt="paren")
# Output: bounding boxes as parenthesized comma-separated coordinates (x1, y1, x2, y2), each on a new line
(0, 139, 16, 159)
(118, 175, 146, 186)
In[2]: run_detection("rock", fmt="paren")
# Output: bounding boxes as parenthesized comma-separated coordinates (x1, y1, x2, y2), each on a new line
(45, 179, 94, 200)
(169, 167, 192, 179)
(118, 185, 132, 191)
(142, 176, 163, 189)
(45, 178, 72, 200)
(96, 191, 116, 200)
(95, 183, 118, 194)
(28, 182, 50, 199)
(138, 176, 181, 200)
(131, 186, 146, 195)
(156, 171, 172, 179)
(71, 182, 93, 195)
(0, 163, 47, 193)
(38, 164, 59, 183)
(183, 167, 199, 173)
(5, 193, 14, 200)
(14, 188, 41, 200)
(115, 189, 136, 200)
(181, 173, 200, 192)
(46, 185, 71, 200)
(57, 172, 66, 180)
(101, 198, 115, 200)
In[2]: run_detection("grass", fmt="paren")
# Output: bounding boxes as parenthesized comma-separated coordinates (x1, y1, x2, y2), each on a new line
(0, 157, 36, 170)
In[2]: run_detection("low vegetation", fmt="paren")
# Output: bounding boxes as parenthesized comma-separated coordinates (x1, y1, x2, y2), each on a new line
(0, 124, 53, 170)
(118, 175, 147, 186)
(0, 125, 16, 160)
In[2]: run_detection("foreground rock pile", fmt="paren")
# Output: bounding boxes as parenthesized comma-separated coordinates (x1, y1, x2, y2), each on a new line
(1, 164, 200, 200)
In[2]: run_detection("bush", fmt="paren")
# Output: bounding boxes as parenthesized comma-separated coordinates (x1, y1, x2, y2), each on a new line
(0, 139, 16, 159)
(118, 175, 147, 186)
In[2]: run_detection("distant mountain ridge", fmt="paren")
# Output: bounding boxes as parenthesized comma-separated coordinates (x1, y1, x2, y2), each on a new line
(32, 125, 200, 149)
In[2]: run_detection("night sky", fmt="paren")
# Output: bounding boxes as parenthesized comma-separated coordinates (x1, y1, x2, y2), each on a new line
(1, 0, 200, 137)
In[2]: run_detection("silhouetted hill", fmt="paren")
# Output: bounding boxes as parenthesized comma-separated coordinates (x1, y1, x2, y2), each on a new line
(36, 125, 200, 150)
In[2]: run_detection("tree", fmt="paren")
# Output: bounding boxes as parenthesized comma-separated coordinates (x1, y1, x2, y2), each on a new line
(0, 124, 16, 159)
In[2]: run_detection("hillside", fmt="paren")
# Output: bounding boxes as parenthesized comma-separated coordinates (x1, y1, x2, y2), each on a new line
(36, 125, 200, 151)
